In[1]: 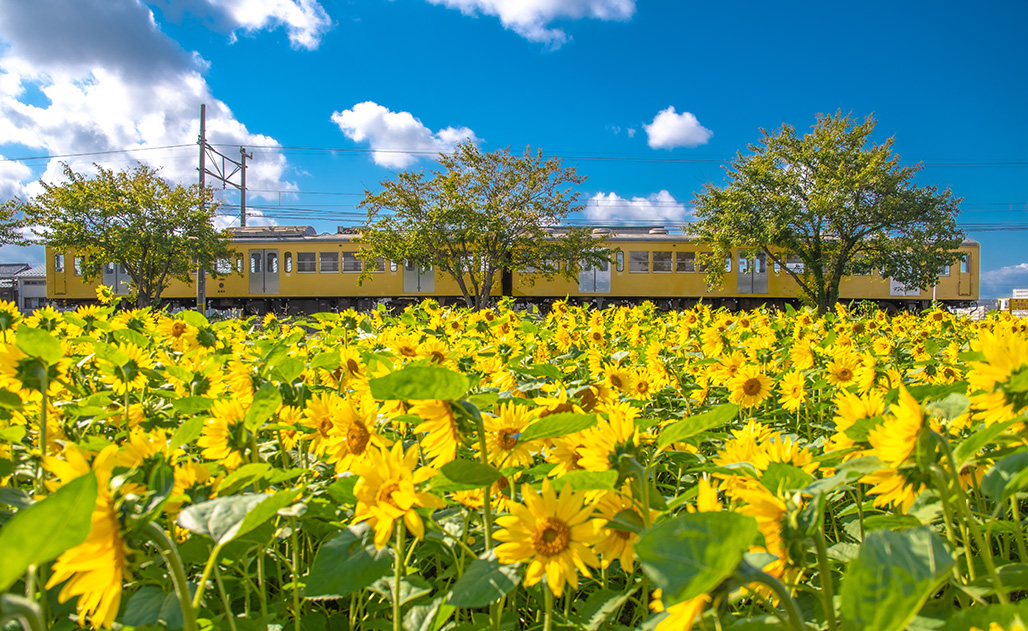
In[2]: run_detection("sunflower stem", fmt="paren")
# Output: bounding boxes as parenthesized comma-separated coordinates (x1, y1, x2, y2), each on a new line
(1010, 498, 1028, 563)
(544, 582, 554, 631)
(0, 594, 47, 631)
(213, 565, 238, 631)
(394, 521, 405, 631)
(193, 542, 224, 612)
(474, 413, 494, 551)
(813, 528, 837, 631)
(142, 522, 198, 631)
(734, 564, 805, 631)
(291, 516, 302, 631)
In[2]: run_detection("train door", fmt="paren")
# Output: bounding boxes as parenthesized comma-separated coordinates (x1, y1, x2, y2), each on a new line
(52, 253, 66, 296)
(578, 257, 611, 293)
(403, 261, 435, 293)
(737, 253, 768, 294)
(958, 253, 972, 296)
(101, 262, 131, 295)
(249, 249, 280, 294)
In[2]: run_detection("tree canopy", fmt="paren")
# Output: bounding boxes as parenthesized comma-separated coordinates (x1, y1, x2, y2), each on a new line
(18, 163, 231, 308)
(692, 112, 964, 313)
(357, 140, 609, 309)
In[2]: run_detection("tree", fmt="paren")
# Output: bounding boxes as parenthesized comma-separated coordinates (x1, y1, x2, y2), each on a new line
(17, 163, 231, 308)
(691, 112, 964, 314)
(357, 140, 609, 310)
(0, 200, 28, 246)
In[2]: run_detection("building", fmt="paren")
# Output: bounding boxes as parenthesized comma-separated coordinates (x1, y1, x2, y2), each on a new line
(0, 263, 30, 304)
(15, 264, 47, 312)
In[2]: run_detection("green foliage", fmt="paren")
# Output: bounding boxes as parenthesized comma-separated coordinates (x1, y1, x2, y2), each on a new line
(17, 162, 231, 307)
(369, 365, 470, 401)
(357, 140, 609, 309)
(304, 524, 394, 600)
(445, 555, 521, 608)
(839, 527, 954, 631)
(692, 112, 964, 313)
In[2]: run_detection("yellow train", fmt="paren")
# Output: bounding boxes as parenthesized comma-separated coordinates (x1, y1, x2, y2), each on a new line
(45, 225, 980, 312)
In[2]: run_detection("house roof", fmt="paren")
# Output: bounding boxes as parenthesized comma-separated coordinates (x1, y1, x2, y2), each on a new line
(16, 264, 46, 279)
(0, 263, 30, 278)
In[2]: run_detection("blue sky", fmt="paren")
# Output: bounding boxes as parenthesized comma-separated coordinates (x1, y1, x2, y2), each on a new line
(0, 0, 1025, 297)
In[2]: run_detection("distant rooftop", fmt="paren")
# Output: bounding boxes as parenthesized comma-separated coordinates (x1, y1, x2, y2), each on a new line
(15, 264, 46, 279)
(0, 263, 30, 278)
(226, 226, 316, 238)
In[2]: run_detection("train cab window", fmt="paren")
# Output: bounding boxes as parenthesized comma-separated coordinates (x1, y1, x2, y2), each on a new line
(616, 251, 624, 272)
(676, 252, 696, 273)
(54, 254, 65, 273)
(235, 254, 243, 273)
(342, 253, 362, 273)
(215, 258, 232, 274)
(284, 252, 292, 273)
(960, 253, 970, 274)
(73, 256, 84, 276)
(629, 251, 649, 273)
(320, 252, 339, 273)
(652, 251, 672, 273)
(297, 252, 316, 273)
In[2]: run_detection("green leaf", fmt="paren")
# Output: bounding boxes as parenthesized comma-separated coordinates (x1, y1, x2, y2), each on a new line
(570, 588, 635, 631)
(863, 514, 923, 531)
(325, 475, 358, 506)
(168, 416, 205, 451)
(439, 459, 501, 487)
(15, 325, 62, 363)
(177, 490, 301, 546)
(759, 462, 815, 494)
(304, 524, 393, 600)
(552, 469, 618, 492)
(217, 463, 272, 496)
(405, 597, 455, 631)
(981, 452, 1028, 502)
(122, 586, 185, 629)
(369, 365, 470, 401)
(0, 473, 98, 591)
(172, 396, 214, 415)
(953, 418, 1021, 467)
(939, 603, 1028, 631)
(519, 412, 598, 443)
(0, 425, 26, 443)
(244, 383, 283, 431)
(924, 393, 969, 421)
(369, 575, 433, 606)
(113, 327, 149, 349)
(839, 527, 954, 631)
(179, 310, 210, 329)
(636, 511, 759, 605)
(657, 403, 739, 451)
(310, 351, 341, 370)
(0, 388, 23, 410)
(446, 556, 521, 608)
(272, 356, 307, 384)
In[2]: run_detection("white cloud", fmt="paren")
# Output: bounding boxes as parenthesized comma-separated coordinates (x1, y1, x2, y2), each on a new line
(643, 106, 713, 150)
(330, 101, 479, 169)
(0, 0, 296, 213)
(155, 0, 333, 50)
(982, 263, 1028, 297)
(585, 190, 691, 224)
(424, 0, 635, 47)
(0, 157, 33, 200)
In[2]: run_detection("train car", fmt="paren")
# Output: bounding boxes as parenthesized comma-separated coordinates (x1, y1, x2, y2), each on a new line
(45, 225, 979, 312)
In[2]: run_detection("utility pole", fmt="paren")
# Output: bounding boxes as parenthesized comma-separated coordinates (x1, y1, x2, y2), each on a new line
(196, 104, 207, 311)
(240, 147, 253, 227)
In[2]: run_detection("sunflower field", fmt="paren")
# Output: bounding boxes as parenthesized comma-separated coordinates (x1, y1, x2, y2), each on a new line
(1, 294, 1027, 631)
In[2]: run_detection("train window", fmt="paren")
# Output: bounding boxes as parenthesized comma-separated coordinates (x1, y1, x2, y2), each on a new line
(596, 257, 609, 272)
(629, 251, 649, 273)
(215, 258, 232, 274)
(652, 252, 672, 273)
(724, 256, 732, 273)
(297, 252, 316, 273)
(390, 260, 398, 272)
(73, 256, 84, 276)
(105, 262, 115, 274)
(676, 252, 695, 273)
(738, 256, 747, 273)
(250, 253, 262, 274)
(960, 253, 970, 274)
(267, 252, 278, 273)
(235, 254, 243, 273)
(284, 252, 292, 273)
(54, 254, 65, 272)
(320, 252, 340, 273)
(785, 254, 805, 274)
(938, 262, 950, 276)
(342, 253, 362, 273)
(371, 257, 386, 273)
(616, 251, 624, 272)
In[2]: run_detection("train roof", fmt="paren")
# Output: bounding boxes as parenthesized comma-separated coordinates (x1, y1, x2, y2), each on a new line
(223, 225, 979, 248)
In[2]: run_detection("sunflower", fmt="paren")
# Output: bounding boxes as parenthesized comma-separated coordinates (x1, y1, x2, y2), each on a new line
(351, 443, 445, 548)
(777, 370, 806, 412)
(493, 480, 604, 597)
(592, 486, 654, 572)
(861, 467, 925, 513)
(825, 353, 859, 388)
(196, 399, 249, 470)
(45, 445, 128, 630)
(867, 385, 923, 466)
(410, 399, 460, 466)
(480, 402, 538, 468)
(322, 396, 389, 473)
(651, 590, 710, 631)
(727, 367, 774, 408)
(99, 343, 153, 394)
